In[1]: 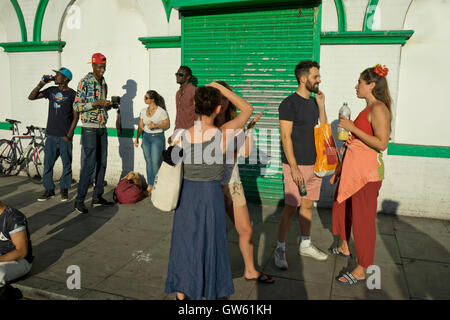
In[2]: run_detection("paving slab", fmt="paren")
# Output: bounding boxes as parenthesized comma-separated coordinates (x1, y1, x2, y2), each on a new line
(93, 275, 169, 300)
(443, 220, 450, 233)
(396, 231, 450, 264)
(402, 259, 450, 300)
(263, 249, 336, 285)
(393, 216, 449, 236)
(248, 277, 331, 300)
(36, 249, 134, 290)
(373, 233, 402, 265)
(79, 290, 131, 300)
(15, 276, 86, 299)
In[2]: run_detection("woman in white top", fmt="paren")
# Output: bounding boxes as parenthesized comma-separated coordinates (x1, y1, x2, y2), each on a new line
(134, 90, 170, 194)
(214, 81, 273, 284)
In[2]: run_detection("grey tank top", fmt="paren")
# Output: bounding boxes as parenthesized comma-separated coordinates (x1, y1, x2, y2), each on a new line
(183, 131, 224, 181)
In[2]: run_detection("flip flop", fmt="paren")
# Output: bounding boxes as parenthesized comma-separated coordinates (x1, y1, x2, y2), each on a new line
(245, 273, 275, 284)
(329, 247, 352, 258)
(335, 272, 365, 286)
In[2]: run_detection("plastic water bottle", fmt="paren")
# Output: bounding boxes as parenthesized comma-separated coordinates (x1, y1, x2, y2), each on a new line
(337, 102, 351, 141)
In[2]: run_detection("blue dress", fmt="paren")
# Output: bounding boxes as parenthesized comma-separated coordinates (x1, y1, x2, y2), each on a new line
(165, 134, 234, 300)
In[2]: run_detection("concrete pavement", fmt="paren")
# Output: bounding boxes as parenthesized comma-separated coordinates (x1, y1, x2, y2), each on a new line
(1, 176, 449, 300)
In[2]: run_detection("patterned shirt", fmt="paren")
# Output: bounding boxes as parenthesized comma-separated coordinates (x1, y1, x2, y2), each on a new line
(73, 72, 108, 128)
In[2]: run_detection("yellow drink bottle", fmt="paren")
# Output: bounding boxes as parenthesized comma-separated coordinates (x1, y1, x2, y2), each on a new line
(337, 103, 351, 141)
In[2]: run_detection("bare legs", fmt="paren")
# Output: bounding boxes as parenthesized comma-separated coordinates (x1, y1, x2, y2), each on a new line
(224, 194, 260, 279)
(277, 198, 314, 242)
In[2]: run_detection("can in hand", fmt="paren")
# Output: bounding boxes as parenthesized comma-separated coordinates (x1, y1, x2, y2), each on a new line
(42, 76, 55, 82)
(297, 180, 307, 197)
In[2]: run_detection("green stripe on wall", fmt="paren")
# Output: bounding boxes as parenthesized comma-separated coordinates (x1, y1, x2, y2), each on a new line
(387, 143, 450, 159)
(334, 0, 347, 32)
(320, 31, 414, 45)
(0, 41, 66, 52)
(138, 36, 181, 48)
(73, 127, 137, 138)
(33, 0, 49, 42)
(0, 122, 12, 130)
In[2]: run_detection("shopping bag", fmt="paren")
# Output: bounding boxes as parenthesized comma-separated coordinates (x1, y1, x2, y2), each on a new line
(314, 123, 339, 177)
(151, 131, 184, 212)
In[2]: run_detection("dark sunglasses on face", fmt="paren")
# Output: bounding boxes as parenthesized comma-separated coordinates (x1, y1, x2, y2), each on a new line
(175, 72, 185, 77)
(145, 96, 150, 100)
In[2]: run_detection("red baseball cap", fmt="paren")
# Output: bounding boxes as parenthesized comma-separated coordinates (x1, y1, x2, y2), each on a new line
(90, 53, 106, 64)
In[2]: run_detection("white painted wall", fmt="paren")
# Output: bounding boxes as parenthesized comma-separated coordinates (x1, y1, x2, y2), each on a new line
(374, 0, 412, 31)
(137, 0, 181, 37)
(16, 0, 39, 42)
(8, 51, 60, 126)
(342, 0, 369, 31)
(320, 0, 339, 32)
(320, 45, 401, 132)
(0, 0, 22, 42)
(0, 19, 12, 133)
(41, 0, 72, 41)
(395, 0, 450, 146)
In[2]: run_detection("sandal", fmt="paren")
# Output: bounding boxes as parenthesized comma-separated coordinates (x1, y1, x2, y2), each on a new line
(329, 247, 352, 258)
(245, 273, 275, 284)
(335, 272, 365, 286)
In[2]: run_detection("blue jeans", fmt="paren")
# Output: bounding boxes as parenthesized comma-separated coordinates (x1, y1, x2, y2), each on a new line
(76, 128, 108, 202)
(43, 135, 73, 191)
(141, 131, 165, 186)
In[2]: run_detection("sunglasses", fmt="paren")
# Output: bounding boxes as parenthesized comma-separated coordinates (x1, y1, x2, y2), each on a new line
(175, 72, 185, 77)
(144, 96, 150, 100)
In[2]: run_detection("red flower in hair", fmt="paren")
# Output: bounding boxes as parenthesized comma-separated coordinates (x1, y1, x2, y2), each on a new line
(374, 64, 389, 77)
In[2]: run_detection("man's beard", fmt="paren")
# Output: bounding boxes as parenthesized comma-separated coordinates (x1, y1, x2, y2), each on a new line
(306, 80, 319, 93)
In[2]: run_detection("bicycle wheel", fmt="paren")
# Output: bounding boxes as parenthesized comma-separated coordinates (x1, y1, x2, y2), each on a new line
(0, 139, 17, 176)
(26, 143, 45, 184)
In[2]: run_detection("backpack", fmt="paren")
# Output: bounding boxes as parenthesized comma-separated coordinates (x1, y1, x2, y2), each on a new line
(113, 179, 144, 204)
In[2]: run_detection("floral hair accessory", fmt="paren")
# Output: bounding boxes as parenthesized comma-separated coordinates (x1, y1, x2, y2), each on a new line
(374, 64, 389, 77)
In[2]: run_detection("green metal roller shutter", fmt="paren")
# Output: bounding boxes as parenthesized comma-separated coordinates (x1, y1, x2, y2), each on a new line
(182, 6, 319, 205)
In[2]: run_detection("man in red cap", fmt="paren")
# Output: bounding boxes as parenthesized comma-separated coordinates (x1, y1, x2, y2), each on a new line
(73, 53, 114, 214)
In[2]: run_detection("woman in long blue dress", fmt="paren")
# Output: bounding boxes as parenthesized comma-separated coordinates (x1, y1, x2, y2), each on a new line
(165, 82, 254, 300)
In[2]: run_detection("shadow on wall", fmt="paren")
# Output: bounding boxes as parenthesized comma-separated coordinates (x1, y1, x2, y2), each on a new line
(118, 79, 139, 179)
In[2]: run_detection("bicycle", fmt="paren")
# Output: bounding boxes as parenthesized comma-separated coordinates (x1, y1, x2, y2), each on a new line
(0, 118, 47, 184)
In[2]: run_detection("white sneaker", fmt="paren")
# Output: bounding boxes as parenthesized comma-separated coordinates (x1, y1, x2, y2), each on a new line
(274, 247, 288, 270)
(299, 243, 328, 261)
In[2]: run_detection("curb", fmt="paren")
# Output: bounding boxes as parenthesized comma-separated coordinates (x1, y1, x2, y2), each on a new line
(14, 284, 78, 300)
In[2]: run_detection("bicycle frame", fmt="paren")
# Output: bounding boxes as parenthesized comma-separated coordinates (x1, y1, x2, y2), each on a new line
(1, 121, 46, 176)
(9, 122, 45, 164)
